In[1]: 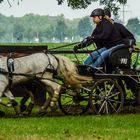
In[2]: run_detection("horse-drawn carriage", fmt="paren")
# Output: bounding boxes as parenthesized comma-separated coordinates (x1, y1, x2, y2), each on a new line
(55, 39, 140, 115)
(0, 40, 140, 117)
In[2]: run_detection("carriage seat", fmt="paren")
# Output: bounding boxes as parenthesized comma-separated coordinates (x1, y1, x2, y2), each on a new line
(109, 39, 133, 68)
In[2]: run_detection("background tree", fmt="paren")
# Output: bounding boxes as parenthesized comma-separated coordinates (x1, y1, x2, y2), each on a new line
(0, 12, 140, 43)
(13, 23, 24, 41)
(54, 18, 68, 42)
(77, 16, 93, 38)
(126, 18, 140, 36)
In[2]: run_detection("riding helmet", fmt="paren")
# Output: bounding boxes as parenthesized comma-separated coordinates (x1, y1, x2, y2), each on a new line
(104, 9, 111, 17)
(90, 8, 104, 17)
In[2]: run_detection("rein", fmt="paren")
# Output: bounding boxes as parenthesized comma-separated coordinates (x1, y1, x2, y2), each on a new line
(49, 42, 79, 50)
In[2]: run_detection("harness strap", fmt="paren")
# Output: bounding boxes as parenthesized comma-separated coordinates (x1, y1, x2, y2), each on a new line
(7, 53, 15, 87)
(45, 68, 57, 75)
(41, 53, 58, 77)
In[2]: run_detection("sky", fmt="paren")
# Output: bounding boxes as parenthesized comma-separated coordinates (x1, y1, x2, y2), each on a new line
(0, 0, 140, 23)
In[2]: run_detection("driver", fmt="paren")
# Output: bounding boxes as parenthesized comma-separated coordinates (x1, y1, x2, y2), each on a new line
(73, 8, 125, 68)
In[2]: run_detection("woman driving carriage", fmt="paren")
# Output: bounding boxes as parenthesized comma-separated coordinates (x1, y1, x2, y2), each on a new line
(73, 8, 131, 68)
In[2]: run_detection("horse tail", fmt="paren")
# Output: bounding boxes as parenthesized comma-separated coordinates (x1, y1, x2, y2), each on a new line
(55, 55, 93, 89)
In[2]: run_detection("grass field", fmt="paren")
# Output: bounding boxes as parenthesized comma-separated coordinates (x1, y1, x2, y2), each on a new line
(0, 43, 140, 140)
(0, 114, 140, 140)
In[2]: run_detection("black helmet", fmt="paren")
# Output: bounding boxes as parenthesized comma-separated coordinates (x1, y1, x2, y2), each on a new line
(104, 9, 111, 17)
(90, 8, 104, 17)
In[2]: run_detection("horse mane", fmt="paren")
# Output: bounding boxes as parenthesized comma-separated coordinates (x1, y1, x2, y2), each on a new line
(55, 55, 92, 89)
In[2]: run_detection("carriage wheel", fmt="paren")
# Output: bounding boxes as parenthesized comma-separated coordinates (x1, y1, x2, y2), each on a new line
(90, 79, 124, 115)
(58, 85, 91, 115)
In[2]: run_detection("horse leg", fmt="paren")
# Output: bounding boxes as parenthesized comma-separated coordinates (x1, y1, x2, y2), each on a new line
(39, 79, 61, 113)
(4, 90, 21, 116)
(4, 91, 21, 115)
(24, 91, 35, 115)
(38, 91, 52, 115)
(20, 93, 30, 112)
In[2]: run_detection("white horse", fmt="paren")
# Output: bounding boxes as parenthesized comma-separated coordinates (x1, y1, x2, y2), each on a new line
(0, 52, 92, 116)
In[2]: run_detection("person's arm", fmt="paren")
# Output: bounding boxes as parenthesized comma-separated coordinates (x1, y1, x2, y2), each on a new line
(73, 36, 94, 51)
(117, 23, 136, 45)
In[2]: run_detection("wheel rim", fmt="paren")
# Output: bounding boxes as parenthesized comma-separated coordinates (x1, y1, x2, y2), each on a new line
(58, 88, 90, 115)
(91, 79, 124, 115)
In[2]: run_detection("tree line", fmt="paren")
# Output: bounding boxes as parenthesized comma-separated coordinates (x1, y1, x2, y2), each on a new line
(0, 14, 93, 43)
(0, 13, 140, 43)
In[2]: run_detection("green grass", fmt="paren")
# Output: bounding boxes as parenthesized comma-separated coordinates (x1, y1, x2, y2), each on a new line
(0, 114, 140, 140)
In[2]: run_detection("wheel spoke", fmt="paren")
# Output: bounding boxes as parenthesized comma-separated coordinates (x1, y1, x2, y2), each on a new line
(108, 98, 122, 104)
(98, 100, 106, 114)
(62, 99, 73, 105)
(108, 92, 120, 98)
(108, 100, 117, 112)
(97, 86, 105, 96)
(62, 94, 73, 98)
(107, 84, 115, 96)
(92, 99, 103, 105)
(105, 101, 109, 114)
(64, 100, 75, 112)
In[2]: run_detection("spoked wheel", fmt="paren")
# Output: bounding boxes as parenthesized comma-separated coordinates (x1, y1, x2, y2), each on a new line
(90, 79, 124, 115)
(58, 86, 91, 115)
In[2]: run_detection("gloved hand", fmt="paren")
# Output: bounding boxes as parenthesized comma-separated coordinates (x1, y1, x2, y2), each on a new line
(73, 43, 83, 52)
(73, 36, 94, 52)
(81, 36, 94, 47)
(73, 45, 78, 52)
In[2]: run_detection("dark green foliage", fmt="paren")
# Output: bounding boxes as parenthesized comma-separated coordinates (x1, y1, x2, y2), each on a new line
(56, 0, 128, 15)
(1, 0, 128, 15)
(57, 0, 98, 9)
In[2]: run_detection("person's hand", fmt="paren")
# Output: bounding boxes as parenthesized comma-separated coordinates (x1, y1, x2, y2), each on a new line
(81, 36, 94, 45)
(73, 42, 83, 52)
(73, 44, 79, 52)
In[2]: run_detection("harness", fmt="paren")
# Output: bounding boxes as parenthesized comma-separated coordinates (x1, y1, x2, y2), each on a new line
(0, 52, 59, 88)
(7, 53, 14, 86)
(41, 53, 58, 77)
